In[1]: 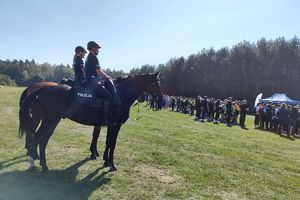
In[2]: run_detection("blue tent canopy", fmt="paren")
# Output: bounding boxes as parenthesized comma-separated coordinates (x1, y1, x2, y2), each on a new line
(259, 93, 300, 105)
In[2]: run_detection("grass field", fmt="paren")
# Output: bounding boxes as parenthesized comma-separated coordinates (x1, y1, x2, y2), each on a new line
(0, 86, 300, 200)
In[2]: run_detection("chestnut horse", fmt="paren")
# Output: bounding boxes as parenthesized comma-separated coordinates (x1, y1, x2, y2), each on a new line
(19, 72, 162, 172)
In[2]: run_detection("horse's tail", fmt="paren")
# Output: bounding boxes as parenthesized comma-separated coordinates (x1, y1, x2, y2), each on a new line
(19, 86, 30, 107)
(18, 88, 44, 137)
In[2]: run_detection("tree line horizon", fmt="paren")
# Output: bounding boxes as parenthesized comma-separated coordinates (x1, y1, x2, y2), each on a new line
(1, 36, 300, 105)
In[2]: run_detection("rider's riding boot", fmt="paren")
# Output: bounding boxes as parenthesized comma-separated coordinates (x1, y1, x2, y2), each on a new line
(111, 92, 122, 119)
(103, 100, 117, 126)
(112, 92, 122, 106)
(106, 79, 122, 106)
(105, 79, 122, 119)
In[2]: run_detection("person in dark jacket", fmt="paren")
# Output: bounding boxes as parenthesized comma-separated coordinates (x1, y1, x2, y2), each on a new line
(214, 99, 221, 122)
(264, 102, 273, 130)
(207, 97, 214, 121)
(288, 105, 299, 137)
(85, 41, 121, 125)
(170, 96, 175, 111)
(270, 104, 279, 131)
(73, 46, 87, 83)
(295, 107, 300, 136)
(254, 103, 261, 128)
(225, 97, 233, 126)
(239, 100, 249, 129)
(195, 95, 201, 120)
(276, 103, 289, 135)
(176, 97, 181, 112)
(62, 46, 87, 118)
(200, 96, 208, 122)
(258, 103, 266, 129)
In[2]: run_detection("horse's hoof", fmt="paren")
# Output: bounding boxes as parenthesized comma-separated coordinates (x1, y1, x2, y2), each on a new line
(101, 161, 110, 168)
(31, 151, 40, 160)
(42, 166, 49, 173)
(27, 166, 37, 171)
(109, 164, 117, 172)
(27, 151, 39, 160)
(28, 156, 36, 168)
(89, 154, 97, 160)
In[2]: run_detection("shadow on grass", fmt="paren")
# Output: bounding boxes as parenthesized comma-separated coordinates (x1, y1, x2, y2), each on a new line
(241, 127, 249, 130)
(279, 134, 297, 140)
(0, 155, 27, 171)
(0, 157, 111, 200)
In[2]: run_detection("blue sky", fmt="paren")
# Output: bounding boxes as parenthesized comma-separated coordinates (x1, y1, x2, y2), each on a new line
(0, 0, 299, 72)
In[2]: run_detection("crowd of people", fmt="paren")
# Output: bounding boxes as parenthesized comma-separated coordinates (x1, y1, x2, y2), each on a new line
(147, 95, 250, 129)
(254, 102, 300, 138)
(145, 94, 300, 138)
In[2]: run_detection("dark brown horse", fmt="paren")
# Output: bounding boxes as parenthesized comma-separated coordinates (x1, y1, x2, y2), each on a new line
(19, 79, 126, 161)
(19, 72, 163, 172)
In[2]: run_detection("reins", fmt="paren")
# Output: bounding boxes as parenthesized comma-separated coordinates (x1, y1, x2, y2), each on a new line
(130, 101, 141, 120)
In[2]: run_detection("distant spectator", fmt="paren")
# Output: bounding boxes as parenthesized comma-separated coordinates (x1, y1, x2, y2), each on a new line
(264, 102, 273, 130)
(288, 105, 299, 136)
(195, 96, 201, 120)
(225, 97, 233, 127)
(200, 96, 208, 122)
(170, 96, 175, 111)
(214, 99, 221, 122)
(277, 103, 289, 135)
(239, 100, 249, 129)
(254, 103, 261, 128)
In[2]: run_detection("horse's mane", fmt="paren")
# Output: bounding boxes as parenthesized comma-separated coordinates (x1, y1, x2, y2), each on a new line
(113, 76, 133, 85)
(114, 72, 160, 87)
(114, 74, 143, 85)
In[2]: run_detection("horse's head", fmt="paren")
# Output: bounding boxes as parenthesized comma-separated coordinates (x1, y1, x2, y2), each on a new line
(144, 72, 163, 102)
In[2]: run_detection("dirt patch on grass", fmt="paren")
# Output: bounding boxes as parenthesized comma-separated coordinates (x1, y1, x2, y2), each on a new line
(130, 164, 186, 198)
(134, 164, 183, 184)
(219, 191, 248, 200)
(0, 107, 15, 125)
(1, 106, 14, 115)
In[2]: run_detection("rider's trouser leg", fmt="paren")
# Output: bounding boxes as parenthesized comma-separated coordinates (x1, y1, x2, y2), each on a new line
(105, 79, 122, 106)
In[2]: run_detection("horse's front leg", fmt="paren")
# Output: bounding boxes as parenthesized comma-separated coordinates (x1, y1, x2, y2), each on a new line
(102, 136, 110, 167)
(89, 126, 101, 160)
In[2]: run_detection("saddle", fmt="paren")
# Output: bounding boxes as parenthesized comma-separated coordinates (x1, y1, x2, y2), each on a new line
(62, 81, 104, 119)
(62, 77, 121, 122)
(72, 82, 104, 108)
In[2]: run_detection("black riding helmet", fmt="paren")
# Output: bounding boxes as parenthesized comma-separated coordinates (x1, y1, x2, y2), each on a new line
(87, 41, 101, 50)
(75, 46, 87, 53)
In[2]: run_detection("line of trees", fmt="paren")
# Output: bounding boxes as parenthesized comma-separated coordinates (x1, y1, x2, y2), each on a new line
(1, 36, 300, 105)
(0, 59, 127, 86)
(0, 59, 73, 86)
(132, 37, 300, 106)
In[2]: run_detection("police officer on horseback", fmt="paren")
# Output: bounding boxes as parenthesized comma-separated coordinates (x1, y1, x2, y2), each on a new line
(85, 41, 122, 126)
(73, 46, 87, 83)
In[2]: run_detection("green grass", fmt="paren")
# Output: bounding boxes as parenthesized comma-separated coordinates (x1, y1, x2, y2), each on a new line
(0, 86, 300, 200)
